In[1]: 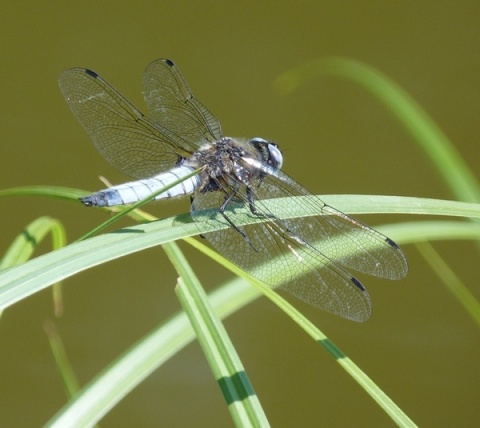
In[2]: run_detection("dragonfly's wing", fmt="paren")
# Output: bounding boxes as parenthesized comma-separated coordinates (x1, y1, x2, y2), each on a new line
(191, 184, 372, 321)
(143, 59, 222, 146)
(259, 169, 408, 281)
(190, 166, 407, 322)
(59, 68, 194, 179)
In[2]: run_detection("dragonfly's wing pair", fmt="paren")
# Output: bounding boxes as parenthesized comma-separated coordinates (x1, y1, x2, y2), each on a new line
(59, 58, 221, 179)
(191, 165, 408, 322)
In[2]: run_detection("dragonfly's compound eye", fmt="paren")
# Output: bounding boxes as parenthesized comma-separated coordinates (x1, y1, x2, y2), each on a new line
(267, 143, 283, 169)
(249, 137, 283, 169)
(250, 137, 269, 145)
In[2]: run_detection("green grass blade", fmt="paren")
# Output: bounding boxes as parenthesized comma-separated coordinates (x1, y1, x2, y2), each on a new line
(169, 240, 268, 427)
(0, 216, 67, 269)
(416, 241, 480, 327)
(0, 185, 87, 202)
(244, 276, 417, 427)
(274, 58, 480, 202)
(0, 216, 68, 316)
(44, 321, 82, 398)
(45, 278, 261, 427)
(382, 220, 480, 243)
(1, 195, 479, 313)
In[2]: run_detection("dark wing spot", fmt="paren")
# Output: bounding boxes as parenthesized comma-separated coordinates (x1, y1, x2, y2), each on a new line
(351, 276, 366, 292)
(385, 237, 400, 250)
(85, 69, 98, 78)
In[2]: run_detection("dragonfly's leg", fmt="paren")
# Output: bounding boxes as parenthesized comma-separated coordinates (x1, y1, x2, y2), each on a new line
(246, 187, 260, 215)
(219, 190, 259, 252)
(246, 187, 275, 219)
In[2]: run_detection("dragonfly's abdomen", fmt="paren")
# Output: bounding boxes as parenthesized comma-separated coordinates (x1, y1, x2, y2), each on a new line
(80, 165, 200, 207)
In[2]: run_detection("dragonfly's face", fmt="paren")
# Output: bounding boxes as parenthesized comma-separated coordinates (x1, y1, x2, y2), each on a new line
(249, 137, 283, 169)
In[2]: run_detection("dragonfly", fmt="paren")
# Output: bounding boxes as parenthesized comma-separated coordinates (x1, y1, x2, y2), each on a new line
(59, 58, 408, 322)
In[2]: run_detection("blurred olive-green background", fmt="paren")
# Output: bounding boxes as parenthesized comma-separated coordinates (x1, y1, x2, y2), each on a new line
(1, 2, 479, 427)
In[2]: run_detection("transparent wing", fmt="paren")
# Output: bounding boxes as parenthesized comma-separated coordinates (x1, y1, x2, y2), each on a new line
(143, 59, 222, 146)
(190, 166, 407, 322)
(59, 64, 213, 179)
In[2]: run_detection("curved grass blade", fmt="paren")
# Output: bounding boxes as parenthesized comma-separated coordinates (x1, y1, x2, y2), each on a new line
(274, 57, 480, 202)
(1, 195, 479, 313)
(168, 241, 268, 427)
(0, 185, 87, 202)
(416, 241, 480, 327)
(46, 278, 261, 427)
(0, 216, 67, 316)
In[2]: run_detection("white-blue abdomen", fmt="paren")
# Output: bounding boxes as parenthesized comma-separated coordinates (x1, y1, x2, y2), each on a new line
(80, 165, 200, 207)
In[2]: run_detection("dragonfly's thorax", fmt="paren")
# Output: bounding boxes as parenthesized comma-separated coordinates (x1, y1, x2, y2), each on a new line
(184, 136, 280, 193)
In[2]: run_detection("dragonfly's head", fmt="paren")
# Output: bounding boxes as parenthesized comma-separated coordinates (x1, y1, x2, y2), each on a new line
(249, 137, 283, 170)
